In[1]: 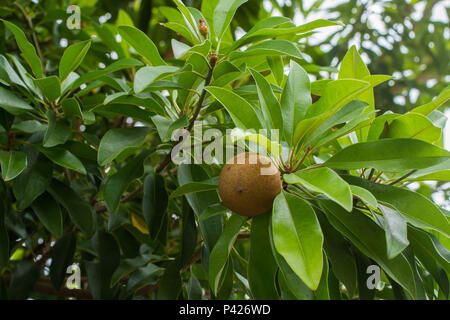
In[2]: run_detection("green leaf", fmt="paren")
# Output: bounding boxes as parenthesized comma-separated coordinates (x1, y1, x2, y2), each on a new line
(314, 252, 330, 300)
(97, 127, 150, 166)
(59, 40, 91, 81)
(85, 231, 120, 299)
(304, 79, 370, 119)
(280, 61, 311, 145)
(48, 179, 95, 237)
(143, 172, 168, 241)
(343, 175, 450, 237)
(379, 204, 410, 259)
(249, 68, 284, 133)
(43, 110, 71, 147)
(248, 213, 279, 299)
(267, 56, 284, 86)
(387, 112, 441, 144)
(284, 167, 353, 212)
(110, 255, 150, 288)
(104, 150, 149, 213)
(134, 66, 179, 93)
(408, 227, 450, 282)
(209, 214, 246, 294)
(9, 260, 40, 299)
(198, 203, 228, 222)
(157, 261, 182, 299)
(0, 86, 33, 115)
(33, 76, 61, 102)
(0, 196, 9, 268)
(118, 26, 166, 66)
(126, 263, 162, 294)
(62, 98, 83, 118)
(350, 185, 378, 209)
(316, 210, 357, 298)
(31, 191, 63, 237)
(35, 145, 86, 175)
(213, 0, 248, 39)
(2, 20, 43, 78)
(320, 200, 416, 298)
(0, 150, 27, 181)
(169, 177, 219, 199)
(173, 0, 201, 42)
(231, 19, 343, 50)
(205, 86, 262, 130)
(177, 164, 223, 255)
(325, 138, 450, 172)
(411, 86, 450, 116)
(13, 147, 53, 210)
(269, 219, 314, 300)
(50, 233, 76, 290)
(272, 191, 324, 290)
(230, 40, 303, 61)
(69, 58, 143, 91)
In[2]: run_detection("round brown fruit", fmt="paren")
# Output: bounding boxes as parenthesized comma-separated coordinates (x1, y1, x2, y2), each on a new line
(218, 152, 282, 217)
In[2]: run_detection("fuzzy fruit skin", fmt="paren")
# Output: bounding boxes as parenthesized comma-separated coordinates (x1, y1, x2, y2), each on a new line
(218, 152, 282, 217)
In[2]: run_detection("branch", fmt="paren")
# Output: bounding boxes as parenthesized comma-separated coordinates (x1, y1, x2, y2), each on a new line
(155, 53, 218, 174)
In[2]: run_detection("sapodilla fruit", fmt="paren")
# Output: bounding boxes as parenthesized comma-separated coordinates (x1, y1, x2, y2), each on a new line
(218, 152, 282, 217)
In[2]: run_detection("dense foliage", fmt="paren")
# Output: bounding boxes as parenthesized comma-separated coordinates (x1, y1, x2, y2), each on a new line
(0, 0, 449, 300)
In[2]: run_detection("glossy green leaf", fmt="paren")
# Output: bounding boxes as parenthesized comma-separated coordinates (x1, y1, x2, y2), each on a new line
(350, 185, 378, 209)
(213, 0, 248, 39)
(408, 227, 450, 279)
(209, 214, 246, 294)
(70, 58, 143, 91)
(411, 86, 450, 116)
(199, 203, 228, 222)
(0, 150, 27, 181)
(9, 260, 40, 299)
(33, 76, 61, 102)
(379, 204, 410, 259)
(35, 145, 86, 175)
(50, 233, 76, 290)
(249, 68, 284, 132)
(118, 26, 166, 66)
(284, 167, 353, 212)
(2, 20, 43, 78)
(280, 61, 311, 145)
(0, 196, 9, 268)
(248, 213, 279, 299)
(62, 98, 83, 118)
(316, 210, 357, 298)
(110, 255, 153, 287)
(206, 86, 262, 130)
(31, 191, 63, 237)
(230, 40, 303, 61)
(97, 127, 150, 166)
(59, 40, 91, 81)
(304, 79, 370, 119)
(325, 138, 450, 172)
(104, 150, 150, 213)
(48, 179, 95, 237)
(157, 261, 182, 299)
(343, 175, 450, 238)
(43, 110, 71, 147)
(143, 172, 168, 241)
(320, 200, 416, 297)
(169, 177, 219, 199)
(387, 112, 441, 144)
(13, 147, 53, 210)
(134, 66, 179, 93)
(0, 86, 33, 115)
(272, 191, 324, 290)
